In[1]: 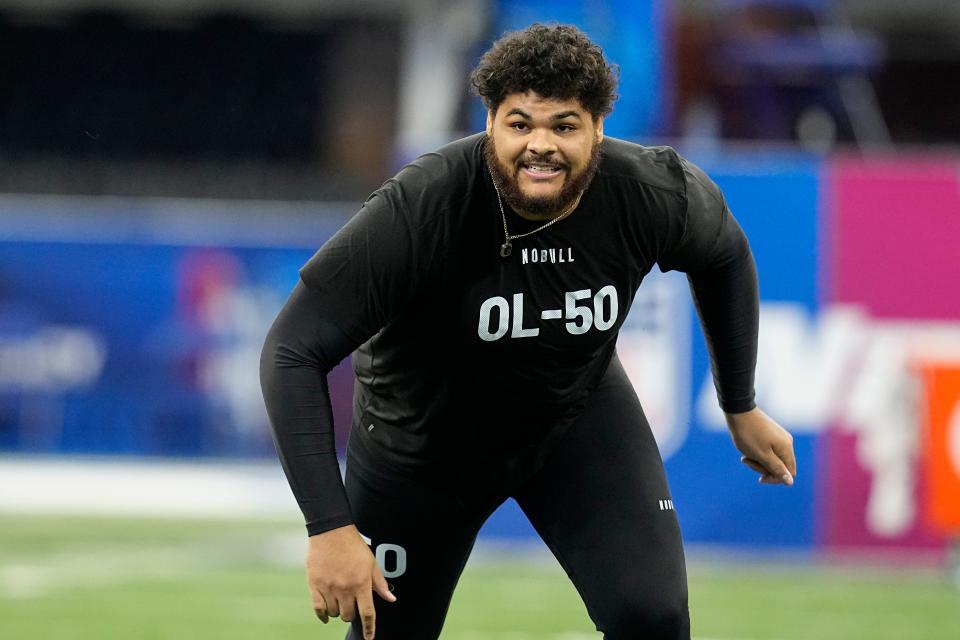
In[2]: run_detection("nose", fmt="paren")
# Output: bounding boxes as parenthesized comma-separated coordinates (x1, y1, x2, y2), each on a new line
(526, 129, 557, 157)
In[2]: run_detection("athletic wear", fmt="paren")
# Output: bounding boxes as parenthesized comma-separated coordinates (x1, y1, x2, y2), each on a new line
(259, 133, 759, 639)
(343, 356, 689, 640)
(261, 133, 758, 535)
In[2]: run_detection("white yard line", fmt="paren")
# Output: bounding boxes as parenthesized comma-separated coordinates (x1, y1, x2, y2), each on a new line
(0, 457, 301, 520)
(0, 544, 202, 599)
(0, 532, 302, 599)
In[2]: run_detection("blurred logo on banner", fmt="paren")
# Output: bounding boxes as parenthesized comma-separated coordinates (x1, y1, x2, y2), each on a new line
(617, 269, 691, 460)
(0, 327, 106, 391)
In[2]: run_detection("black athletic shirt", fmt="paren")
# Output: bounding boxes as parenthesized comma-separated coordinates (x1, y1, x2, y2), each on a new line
(260, 133, 759, 536)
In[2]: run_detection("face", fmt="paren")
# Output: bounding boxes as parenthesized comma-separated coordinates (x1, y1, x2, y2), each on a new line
(485, 91, 603, 218)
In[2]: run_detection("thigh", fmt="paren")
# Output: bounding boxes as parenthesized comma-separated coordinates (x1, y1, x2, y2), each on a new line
(514, 357, 690, 640)
(341, 456, 494, 640)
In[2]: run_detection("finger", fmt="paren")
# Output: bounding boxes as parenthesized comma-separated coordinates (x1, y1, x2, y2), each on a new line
(324, 596, 340, 619)
(313, 593, 330, 624)
(774, 439, 798, 478)
(357, 588, 377, 639)
(757, 450, 794, 486)
(744, 455, 792, 485)
(740, 456, 767, 474)
(758, 470, 794, 485)
(338, 596, 357, 624)
(372, 569, 397, 603)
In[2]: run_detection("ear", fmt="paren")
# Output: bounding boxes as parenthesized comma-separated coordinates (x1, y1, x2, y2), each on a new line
(485, 110, 493, 135)
(595, 116, 604, 143)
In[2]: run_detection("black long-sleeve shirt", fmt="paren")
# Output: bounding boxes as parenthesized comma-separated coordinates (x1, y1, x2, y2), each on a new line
(261, 134, 759, 535)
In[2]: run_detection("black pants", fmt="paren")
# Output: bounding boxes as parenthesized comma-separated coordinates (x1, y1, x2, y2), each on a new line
(344, 358, 690, 639)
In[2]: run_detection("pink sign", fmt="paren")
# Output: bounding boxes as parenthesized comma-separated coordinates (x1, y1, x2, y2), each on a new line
(820, 156, 960, 551)
(826, 157, 960, 320)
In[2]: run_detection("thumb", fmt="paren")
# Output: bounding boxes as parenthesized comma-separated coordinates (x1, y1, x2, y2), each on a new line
(772, 439, 798, 478)
(760, 450, 794, 486)
(372, 567, 396, 603)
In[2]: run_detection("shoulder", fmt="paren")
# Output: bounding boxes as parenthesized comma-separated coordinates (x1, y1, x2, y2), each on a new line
(598, 138, 722, 200)
(597, 137, 685, 193)
(391, 134, 484, 198)
(598, 138, 725, 212)
(374, 133, 485, 227)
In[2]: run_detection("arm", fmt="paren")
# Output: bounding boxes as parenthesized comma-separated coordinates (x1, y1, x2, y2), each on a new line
(686, 219, 795, 485)
(260, 282, 395, 637)
(259, 281, 357, 536)
(262, 161, 446, 635)
(661, 156, 797, 485)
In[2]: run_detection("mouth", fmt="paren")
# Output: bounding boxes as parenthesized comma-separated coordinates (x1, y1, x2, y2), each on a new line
(519, 160, 565, 181)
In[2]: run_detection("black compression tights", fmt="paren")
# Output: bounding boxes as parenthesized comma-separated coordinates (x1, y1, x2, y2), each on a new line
(343, 360, 690, 639)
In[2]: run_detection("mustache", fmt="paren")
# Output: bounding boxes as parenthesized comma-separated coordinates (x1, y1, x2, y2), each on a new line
(517, 154, 569, 170)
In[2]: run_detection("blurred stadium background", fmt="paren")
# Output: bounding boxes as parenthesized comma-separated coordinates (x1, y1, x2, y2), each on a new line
(1, 0, 959, 638)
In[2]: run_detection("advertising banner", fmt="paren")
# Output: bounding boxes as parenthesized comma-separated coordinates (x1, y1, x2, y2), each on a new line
(667, 152, 821, 547)
(0, 197, 353, 459)
(819, 158, 960, 551)
(4, 152, 959, 551)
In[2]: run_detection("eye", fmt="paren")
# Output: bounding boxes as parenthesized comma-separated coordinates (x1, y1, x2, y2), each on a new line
(556, 124, 576, 133)
(509, 122, 529, 132)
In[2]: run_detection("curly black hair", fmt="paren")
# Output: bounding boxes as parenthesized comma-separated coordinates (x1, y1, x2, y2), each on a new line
(470, 24, 618, 119)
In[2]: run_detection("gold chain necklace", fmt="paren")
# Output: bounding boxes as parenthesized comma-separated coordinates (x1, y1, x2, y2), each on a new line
(492, 180, 582, 258)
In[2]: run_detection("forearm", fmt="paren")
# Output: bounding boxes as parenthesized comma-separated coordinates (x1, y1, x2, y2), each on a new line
(259, 282, 358, 536)
(687, 238, 759, 414)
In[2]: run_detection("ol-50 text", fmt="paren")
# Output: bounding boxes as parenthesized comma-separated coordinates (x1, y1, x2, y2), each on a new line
(477, 286, 619, 341)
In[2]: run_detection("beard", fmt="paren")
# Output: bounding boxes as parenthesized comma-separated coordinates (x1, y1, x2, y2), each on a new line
(484, 134, 602, 218)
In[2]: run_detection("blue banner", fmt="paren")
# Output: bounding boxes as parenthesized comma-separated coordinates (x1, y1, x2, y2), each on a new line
(0, 197, 353, 458)
(476, 0, 670, 138)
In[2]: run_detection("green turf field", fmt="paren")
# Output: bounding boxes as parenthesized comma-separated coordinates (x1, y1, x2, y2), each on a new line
(0, 516, 957, 640)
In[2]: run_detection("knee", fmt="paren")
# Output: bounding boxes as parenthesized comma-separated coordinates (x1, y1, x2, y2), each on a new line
(598, 593, 689, 640)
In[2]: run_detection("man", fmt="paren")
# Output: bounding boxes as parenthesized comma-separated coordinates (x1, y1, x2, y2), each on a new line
(260, 23, 796, 640)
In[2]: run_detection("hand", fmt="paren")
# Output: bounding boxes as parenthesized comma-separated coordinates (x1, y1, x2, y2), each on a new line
(306, 524, 396, 639)
(724, 407, 797, 486)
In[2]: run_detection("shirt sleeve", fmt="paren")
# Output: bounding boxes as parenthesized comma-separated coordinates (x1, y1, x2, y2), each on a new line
(657, 157, 759, 413)
(260, 281, 361, 536)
